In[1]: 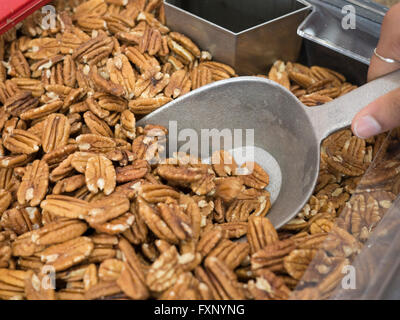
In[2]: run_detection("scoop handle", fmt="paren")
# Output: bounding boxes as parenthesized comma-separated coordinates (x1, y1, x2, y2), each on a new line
(307, 69, 400, 142)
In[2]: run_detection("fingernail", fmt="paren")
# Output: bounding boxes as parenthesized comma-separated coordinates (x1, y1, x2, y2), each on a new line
(353, 115, 382, 139)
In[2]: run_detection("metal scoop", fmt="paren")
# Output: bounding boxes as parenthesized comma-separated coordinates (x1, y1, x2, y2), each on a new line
(138, 70, 400, 228)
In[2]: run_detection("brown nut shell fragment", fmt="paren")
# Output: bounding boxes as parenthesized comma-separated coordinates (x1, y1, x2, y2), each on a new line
(17, 160, 49, 206)
(85, 155, 116, 195)
(38, 236, 94, 272)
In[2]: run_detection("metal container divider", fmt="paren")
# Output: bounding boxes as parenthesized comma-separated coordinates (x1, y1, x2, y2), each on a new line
(164, 0, 312, 75)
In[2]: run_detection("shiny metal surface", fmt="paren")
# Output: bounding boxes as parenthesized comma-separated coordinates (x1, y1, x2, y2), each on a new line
(298, 0, 386, 65)
(138, 70, 400, 229)
(164, 0, 311, 75)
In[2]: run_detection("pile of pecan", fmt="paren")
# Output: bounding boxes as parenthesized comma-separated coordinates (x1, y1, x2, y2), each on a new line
(266, 60, 358, 106)
(0, 0, 399, 300)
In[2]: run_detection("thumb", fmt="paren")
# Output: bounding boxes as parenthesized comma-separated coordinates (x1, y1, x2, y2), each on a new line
(352, 87, 400, 139)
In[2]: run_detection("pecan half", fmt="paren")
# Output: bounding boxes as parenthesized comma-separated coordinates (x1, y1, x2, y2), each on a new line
(146, 245, 181, 292)
(3, 129, 41, 154)
(116, 238, 149, 299)
(197, 257, 245, 300)
(248, 269, 291, 300)
(248, 216, 279, 255)
(37, 236, 94, 271)
(4, 91, 39, 116)
(85, 154, 116, 195)
(40, 113, 71, 154)
(17, 160, 48, 206)
(87, 195, 130, 225)
(40, 195, 91, 219)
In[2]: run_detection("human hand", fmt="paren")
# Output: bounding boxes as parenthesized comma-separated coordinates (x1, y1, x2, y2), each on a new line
(351, 3, 400, 139)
